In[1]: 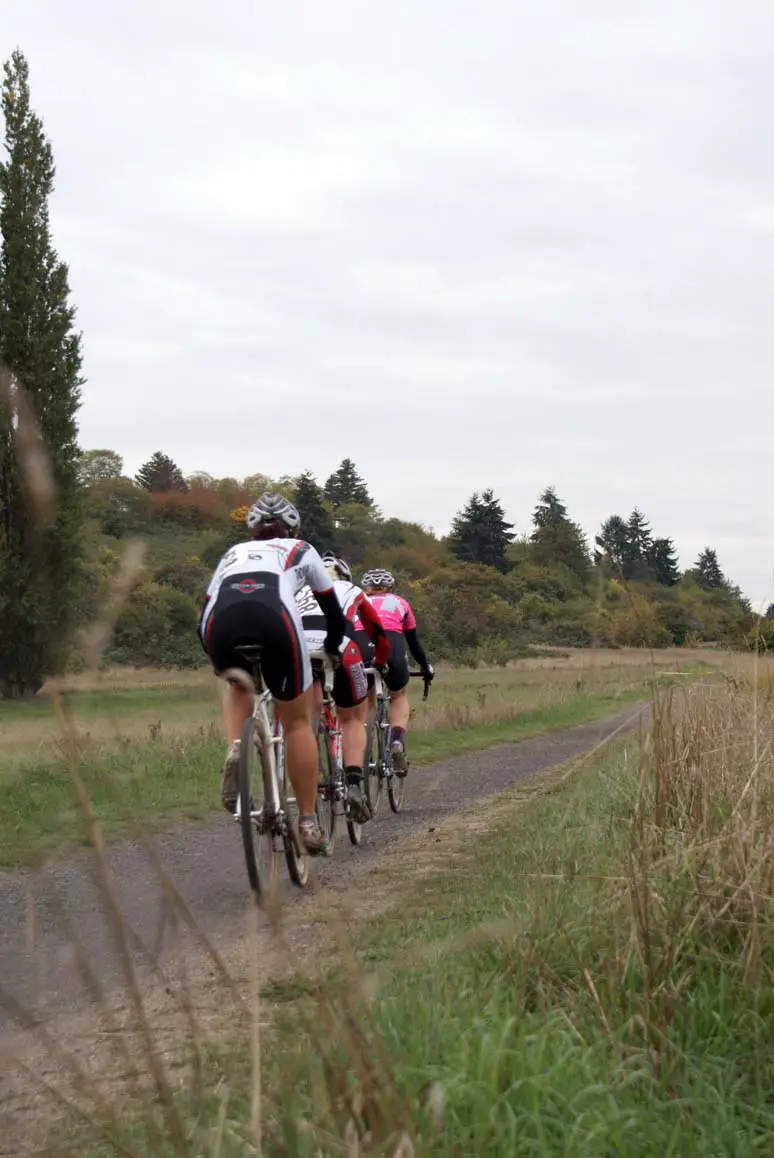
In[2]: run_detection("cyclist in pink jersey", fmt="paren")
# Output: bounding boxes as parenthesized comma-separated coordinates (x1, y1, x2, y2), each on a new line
(358, 568, 434, 775)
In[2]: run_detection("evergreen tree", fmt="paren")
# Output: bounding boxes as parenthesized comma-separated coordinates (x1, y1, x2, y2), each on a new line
(594, 515, 630, 572)
(324, 458, 372, 509)
(625, 507, 654, 580)
(294, 470, 335, 550)
(135, 451, 188, 493)
(531, 486, 568, 529)
(647, 537, 680, 586)
(77, 448, 123, 486)
(0, 51, 83, 697)
(449, 488, 514, 572)
(530, 487, 589, 579)
(695, 547, 725, 591)
(766, 602, 774, 622)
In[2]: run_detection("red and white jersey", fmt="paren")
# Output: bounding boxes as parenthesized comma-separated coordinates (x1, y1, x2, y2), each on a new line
(200, 538, 332, 637)
(298, 579, 390, 666)
(297, 579, 365, 626)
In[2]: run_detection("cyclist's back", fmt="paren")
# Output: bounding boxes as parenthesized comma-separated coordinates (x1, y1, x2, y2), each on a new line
(364, 591, 415, 636)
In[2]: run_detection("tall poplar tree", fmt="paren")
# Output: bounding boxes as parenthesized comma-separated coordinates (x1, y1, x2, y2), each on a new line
(0, 50, 83, 696)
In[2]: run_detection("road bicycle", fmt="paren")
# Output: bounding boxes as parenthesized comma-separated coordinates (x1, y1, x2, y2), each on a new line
(314, 655, 363, 852)
(363, 668, 431, 816)
(224, 644, 332, 903)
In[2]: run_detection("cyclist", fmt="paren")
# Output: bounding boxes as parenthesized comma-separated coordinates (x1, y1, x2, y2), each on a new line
(198, 493, 358, 855)
(297, 552, 389, 822)
(358, 568, 434, 775)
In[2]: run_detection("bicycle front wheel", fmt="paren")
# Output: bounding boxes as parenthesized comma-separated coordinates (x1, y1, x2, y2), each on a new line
(279, 764, 311, 888)
(238, 715, 279, 901)
(316, 724, 338, 854)
(364, 711, 383, 817)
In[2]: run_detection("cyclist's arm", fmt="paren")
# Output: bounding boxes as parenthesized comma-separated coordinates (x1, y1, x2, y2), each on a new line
(402, 602, 430, 669)
(404, 626, 429, 668)
(353, 593, 390, 667)
(198, 560, 223, 646)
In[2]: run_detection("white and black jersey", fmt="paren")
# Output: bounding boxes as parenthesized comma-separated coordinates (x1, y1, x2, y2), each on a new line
(199, 538, 340, 700)
(200, 538, 332, 640)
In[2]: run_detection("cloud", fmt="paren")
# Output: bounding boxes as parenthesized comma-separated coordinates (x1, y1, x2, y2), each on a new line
(4, 0, 774, 604)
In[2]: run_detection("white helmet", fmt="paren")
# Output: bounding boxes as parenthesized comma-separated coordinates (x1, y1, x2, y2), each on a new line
(362, 568, 395, 591)
(246, 492, 301, 534)
(322, 551, 352, 582)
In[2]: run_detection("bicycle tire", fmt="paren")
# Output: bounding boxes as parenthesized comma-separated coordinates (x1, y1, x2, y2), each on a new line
(237, 715, 279, 900)
(363, 710, 383, 816)
(316, 724, 337, 853)
(387, 736, 407, 814)
(344, 764, 363, 847)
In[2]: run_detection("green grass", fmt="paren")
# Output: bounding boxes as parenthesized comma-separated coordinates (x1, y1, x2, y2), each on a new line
(59, 672, 774, 1156)
(405, 685, 643, 764)
(225, 689, 774, 1155)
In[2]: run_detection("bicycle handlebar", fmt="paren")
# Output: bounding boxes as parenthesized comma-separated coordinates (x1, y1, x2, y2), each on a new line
(409, 669, 433, 701)
(362, 665, 434, 702)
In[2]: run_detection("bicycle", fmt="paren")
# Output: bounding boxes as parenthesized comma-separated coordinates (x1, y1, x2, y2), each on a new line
(314, 655, 363, 851)
(363, 668, 431, 815)
(223, 644, 316, 903)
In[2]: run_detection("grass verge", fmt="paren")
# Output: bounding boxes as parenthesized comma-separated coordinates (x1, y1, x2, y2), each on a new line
(5, 663, 774, 1154)
(58, 664, 772, 1156)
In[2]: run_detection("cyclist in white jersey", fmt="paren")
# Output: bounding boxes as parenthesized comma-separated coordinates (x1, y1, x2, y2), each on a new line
(199, 493, 348, 854)
(297, 553, 389, 822)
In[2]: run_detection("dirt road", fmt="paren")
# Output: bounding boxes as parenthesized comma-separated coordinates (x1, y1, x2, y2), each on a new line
(0, 703, 646, 1040)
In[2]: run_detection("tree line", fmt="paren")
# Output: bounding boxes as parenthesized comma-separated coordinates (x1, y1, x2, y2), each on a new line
(70, 445, 765, 674)
(0, 51, 770, 697)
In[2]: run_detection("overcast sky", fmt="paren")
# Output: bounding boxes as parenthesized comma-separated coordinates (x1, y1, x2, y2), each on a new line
(6, 1, 774, 604)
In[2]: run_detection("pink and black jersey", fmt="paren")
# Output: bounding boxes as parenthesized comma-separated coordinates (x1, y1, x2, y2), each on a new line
(353, 592, 416, 635)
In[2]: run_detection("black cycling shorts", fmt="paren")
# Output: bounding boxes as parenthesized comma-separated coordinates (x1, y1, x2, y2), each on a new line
(384, 631, 410, 692)
(204, 573, 310, 701)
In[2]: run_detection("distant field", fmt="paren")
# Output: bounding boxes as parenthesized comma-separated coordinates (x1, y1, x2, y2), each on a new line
(0, 647, 730, 867)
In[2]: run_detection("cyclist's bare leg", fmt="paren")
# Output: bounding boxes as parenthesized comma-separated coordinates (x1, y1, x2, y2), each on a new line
(338, 702, 368, 768)
(388, 687, 410, 731)
(275, 686, 319, 817)
(339, 700, 371, 820)
(224, 680, 253, 745)
(388, 687, 410, 776)
(218, 680, 255, 811)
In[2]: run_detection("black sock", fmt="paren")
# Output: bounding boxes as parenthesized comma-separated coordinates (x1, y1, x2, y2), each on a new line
(346, 766, 363, 786)
(391, 726, 406, 745)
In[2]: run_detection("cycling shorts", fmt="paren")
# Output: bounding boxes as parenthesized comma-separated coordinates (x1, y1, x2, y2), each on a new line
(384, 631, 410, 692)
(302, 616, 368, 709)
(204, 573, 311, 701)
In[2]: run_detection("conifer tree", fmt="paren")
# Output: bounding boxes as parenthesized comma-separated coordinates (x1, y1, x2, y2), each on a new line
(449, 488, 514, 572)
(0, 50, 83, 697)
(323, 458, 372, 509)
(135, 451, 188, 493)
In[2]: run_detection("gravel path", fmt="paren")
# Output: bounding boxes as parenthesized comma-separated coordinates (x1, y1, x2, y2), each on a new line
(0, 703, 647, 1038)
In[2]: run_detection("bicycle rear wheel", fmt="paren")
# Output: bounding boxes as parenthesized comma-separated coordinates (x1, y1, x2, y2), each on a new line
(364, 711, 383, 816)
(237, 715, 279, 900)
(387, 736, 407, 814)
